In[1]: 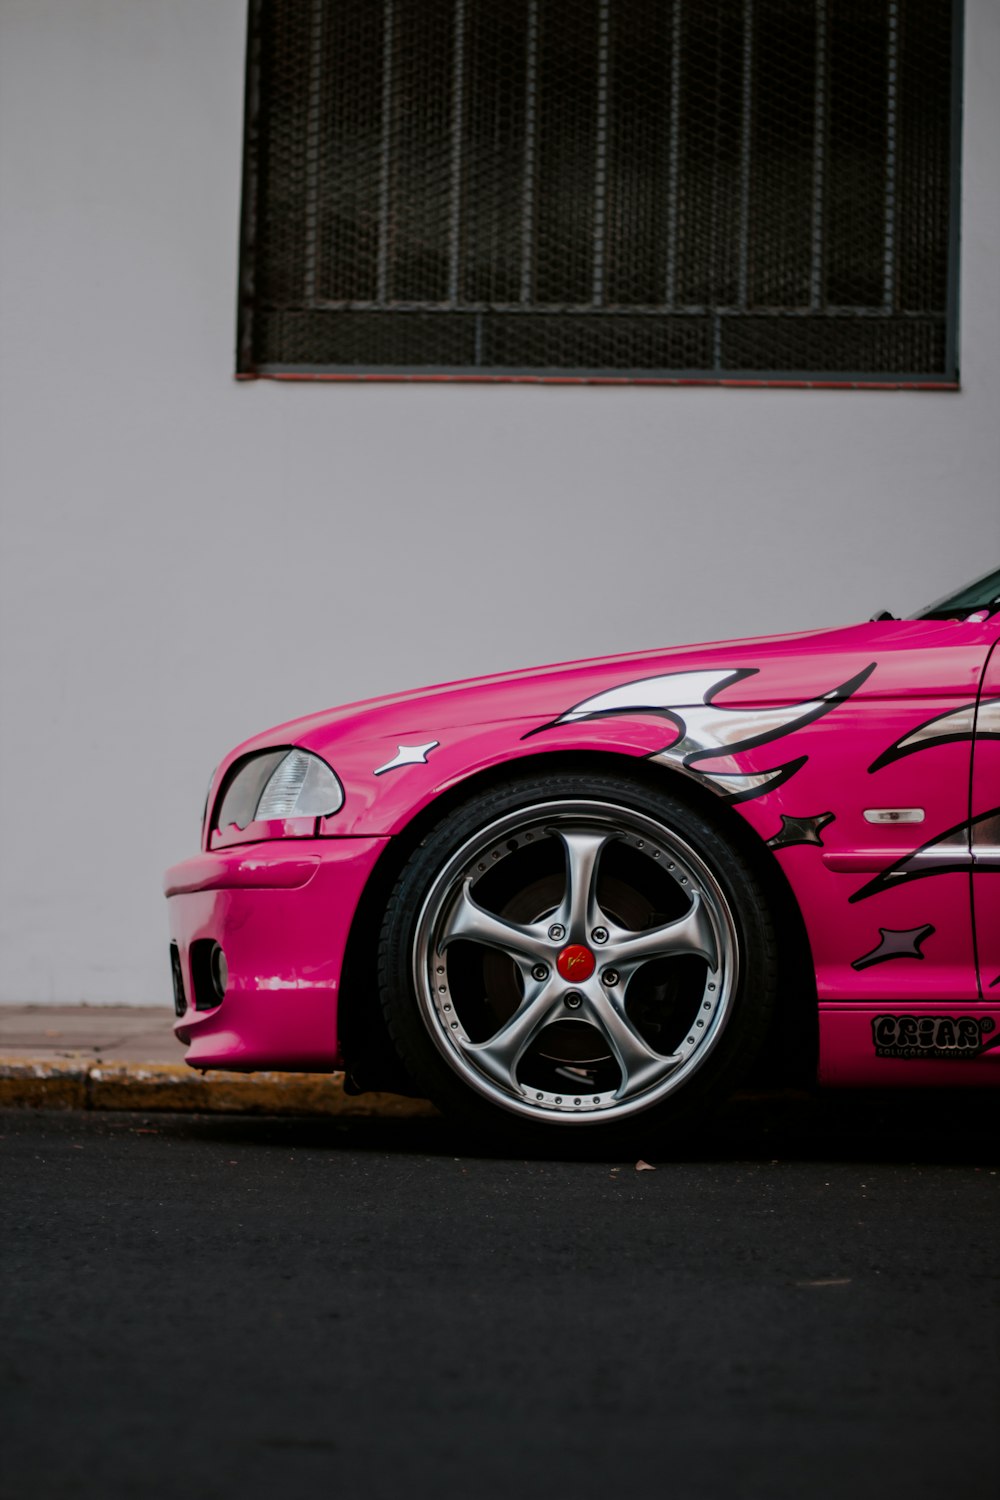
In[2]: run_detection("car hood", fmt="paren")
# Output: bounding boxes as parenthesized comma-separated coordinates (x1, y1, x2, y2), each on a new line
(232, 617, 973, 764)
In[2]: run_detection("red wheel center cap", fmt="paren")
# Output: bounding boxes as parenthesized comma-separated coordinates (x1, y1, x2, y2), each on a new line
(556, 944, 596, 983)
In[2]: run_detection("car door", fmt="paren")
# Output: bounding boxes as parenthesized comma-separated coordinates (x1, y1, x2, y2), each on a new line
(817, 616, 996, 1085)
(806, 619, 989, 1005)
(971, 636, 1000, 998)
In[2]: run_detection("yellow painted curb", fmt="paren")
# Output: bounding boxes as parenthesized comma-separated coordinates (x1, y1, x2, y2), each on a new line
(0, 1057, 437, 1119)
(0, 1059, 88, 1111)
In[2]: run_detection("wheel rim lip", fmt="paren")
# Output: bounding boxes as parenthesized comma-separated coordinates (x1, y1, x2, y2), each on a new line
(412, 798, 740, 1126)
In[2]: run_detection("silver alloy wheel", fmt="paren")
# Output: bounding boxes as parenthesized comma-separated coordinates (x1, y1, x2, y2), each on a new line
(412, 799, 740, 1124)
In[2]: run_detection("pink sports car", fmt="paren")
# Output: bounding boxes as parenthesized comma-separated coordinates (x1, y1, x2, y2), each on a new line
(165, 570, 1000, 1141)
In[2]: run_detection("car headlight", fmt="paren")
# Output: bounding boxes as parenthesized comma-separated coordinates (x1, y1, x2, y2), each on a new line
(214, 748, 344, 831)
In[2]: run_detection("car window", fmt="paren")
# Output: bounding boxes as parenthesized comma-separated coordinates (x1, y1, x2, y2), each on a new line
(912, 568, 1000, 620)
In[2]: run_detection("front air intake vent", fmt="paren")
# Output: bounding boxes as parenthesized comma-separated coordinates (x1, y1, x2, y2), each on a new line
(169, 943, 187, 1018)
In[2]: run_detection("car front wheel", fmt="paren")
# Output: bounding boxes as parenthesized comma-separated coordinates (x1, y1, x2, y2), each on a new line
(378, 771, 777, 1143)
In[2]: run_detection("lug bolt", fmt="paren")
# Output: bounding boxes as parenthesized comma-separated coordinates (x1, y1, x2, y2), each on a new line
(602, 968, 620, 987)
(548, 923, 566, 941)
(531, 963, 549, 982)
(591, 926, 609, 945)
(565, 991, 582, 1010)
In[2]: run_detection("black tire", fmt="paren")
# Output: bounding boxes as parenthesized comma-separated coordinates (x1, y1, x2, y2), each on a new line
(377, 771, 777, 1148)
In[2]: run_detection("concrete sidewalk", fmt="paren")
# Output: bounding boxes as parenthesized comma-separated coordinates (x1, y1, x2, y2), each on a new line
(0, 1005, 436, 1117)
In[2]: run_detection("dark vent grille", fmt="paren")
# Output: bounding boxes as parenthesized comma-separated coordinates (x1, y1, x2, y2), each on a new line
(238, 0, 960, 384)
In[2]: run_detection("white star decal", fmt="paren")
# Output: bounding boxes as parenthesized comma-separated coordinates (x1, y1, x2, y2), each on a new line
(373, 741, 440, 777)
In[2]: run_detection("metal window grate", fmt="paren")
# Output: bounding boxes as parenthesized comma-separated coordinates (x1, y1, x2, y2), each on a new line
(238, 0, 961, 384)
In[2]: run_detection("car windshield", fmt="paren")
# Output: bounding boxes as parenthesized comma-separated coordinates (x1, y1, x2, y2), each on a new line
(912, 567, 1000, 620)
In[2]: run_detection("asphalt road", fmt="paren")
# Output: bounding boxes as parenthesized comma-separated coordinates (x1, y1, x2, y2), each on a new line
(1, 1096, 997, 1500)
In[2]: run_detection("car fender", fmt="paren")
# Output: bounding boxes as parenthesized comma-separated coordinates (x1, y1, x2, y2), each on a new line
(316, 657, 979, 1008)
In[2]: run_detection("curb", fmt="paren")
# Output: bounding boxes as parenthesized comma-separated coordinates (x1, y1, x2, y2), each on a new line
(0, 1057, 438, 1119)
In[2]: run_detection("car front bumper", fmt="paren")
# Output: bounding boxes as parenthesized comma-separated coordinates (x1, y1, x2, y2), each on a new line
(164, 837, 389, 1072)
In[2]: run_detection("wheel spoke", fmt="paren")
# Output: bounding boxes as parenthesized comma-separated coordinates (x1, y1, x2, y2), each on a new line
(584, 989, 678, 1099)
(552, 828, 610, 939)
(610, 893, 718, 973)
(462, 987, 561, 1091)
(439, 880, 548, 967)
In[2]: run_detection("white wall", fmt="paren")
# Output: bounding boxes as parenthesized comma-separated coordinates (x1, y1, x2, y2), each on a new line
(1, 0, 997, 1005)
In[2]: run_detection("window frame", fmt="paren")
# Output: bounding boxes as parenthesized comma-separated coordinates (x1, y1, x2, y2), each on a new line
(236, 0, 965, 390)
